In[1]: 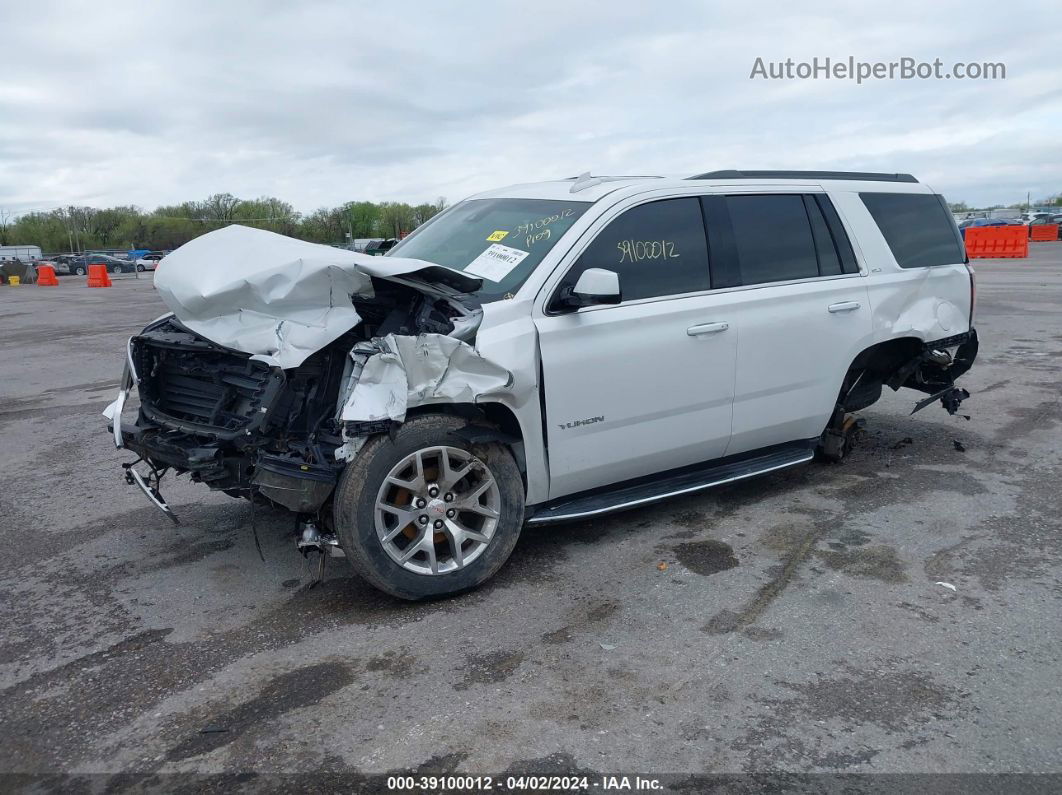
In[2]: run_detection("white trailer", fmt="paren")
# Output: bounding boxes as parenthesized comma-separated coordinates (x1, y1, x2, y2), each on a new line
(0, 245, 42, 262)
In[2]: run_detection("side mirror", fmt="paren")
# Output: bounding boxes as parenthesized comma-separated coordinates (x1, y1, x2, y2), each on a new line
(554, 268, 622, 312)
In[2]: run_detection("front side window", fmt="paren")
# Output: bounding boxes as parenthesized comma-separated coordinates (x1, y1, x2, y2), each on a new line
(726, 194, 819, 285)
(557, 198, 710, 304)
(860, 192, 964, 268)
(388, 198, 589, 301)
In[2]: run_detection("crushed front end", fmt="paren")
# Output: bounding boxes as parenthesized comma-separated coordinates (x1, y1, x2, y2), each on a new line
(110, 314, 354, 519)
(104, 239, 496, 541)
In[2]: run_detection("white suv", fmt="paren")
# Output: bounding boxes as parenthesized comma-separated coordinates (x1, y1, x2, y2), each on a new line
(105, 170, 977, 599)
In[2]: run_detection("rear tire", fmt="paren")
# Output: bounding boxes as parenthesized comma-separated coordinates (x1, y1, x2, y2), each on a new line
(334, 414, 525, 600)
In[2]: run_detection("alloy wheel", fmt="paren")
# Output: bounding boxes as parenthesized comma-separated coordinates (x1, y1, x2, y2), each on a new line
(374, 445, 500, 575)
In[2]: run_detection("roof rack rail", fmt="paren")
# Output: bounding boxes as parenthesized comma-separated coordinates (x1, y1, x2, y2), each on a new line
(567, 172, 665, 193)
(687, 170, 918, 183)
(569, 172, 605, 193)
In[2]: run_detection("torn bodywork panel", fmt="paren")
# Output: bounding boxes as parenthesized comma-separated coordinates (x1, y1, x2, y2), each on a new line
(893, 331, 979, 415)
(339, 334, 513, 424)
(107, 225, 522, 518)
(819, 329, 977, 462)
(835, 330, 979, 418)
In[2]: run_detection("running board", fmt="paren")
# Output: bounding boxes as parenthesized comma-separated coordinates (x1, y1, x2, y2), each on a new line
(526, 441, 816, 525)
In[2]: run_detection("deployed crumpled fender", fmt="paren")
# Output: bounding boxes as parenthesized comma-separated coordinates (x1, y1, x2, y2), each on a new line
(153, 225, 481, 369)
(339, 333, 514, 423)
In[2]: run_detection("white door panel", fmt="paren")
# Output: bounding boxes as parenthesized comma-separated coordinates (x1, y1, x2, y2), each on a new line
(726, 277, 873, 456)
(536, 294, 736, 500)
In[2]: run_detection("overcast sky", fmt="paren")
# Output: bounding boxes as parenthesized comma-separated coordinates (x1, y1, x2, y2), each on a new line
(2, 0, 1060, 215)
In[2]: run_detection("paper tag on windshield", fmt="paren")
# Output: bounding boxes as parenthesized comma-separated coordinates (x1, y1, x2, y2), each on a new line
(465, 243, 529, 282)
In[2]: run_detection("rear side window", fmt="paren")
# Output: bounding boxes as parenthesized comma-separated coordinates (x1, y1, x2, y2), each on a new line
(726, 194, 819, 284)
(805, 196, 842, 276)
(860, 192, 964, 268)
(816, 194, 860, 274)
(559, 198, 709, 303)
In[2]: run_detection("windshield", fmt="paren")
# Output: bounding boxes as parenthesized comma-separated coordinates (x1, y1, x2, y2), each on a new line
(388, 198, 589, 300)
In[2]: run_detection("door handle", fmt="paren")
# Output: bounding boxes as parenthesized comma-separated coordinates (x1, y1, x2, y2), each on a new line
(687, 322, 729, 336)
(828, 301, 861, 313)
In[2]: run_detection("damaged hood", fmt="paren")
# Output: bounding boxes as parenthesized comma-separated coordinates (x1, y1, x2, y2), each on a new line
(153, 225, 482, 369)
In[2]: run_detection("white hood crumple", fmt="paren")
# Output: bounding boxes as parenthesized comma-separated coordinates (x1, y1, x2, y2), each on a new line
(153, 225, 481, 369)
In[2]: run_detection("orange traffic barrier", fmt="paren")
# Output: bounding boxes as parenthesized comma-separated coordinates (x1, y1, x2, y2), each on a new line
(86, 263, 113, 287)
(36, 264, 59, 286)
(1030, 224, 1059, 242)
(965, 226, 1029, 259)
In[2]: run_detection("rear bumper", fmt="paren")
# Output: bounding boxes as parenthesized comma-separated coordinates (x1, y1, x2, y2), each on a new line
(901, 329, 979, 416)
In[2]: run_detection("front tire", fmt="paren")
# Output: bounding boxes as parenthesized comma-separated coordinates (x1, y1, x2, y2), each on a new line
(334, 414, 524, 600)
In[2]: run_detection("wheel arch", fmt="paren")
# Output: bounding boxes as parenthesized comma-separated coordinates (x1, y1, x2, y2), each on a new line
(403, 401, 528, 479)
(839, 336, 925, 411)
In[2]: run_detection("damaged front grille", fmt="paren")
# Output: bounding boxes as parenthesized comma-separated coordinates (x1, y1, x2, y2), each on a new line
(133, 319, 285, 438)
(152, 357, 268, 429)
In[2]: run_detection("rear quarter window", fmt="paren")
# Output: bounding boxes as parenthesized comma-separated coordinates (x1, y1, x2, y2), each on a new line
(860, 192, 964, 269)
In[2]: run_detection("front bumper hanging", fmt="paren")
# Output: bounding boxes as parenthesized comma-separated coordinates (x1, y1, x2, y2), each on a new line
(101, 337, 138, 450)
(103, 338, 181, 524)
(123, 461, 180, 525)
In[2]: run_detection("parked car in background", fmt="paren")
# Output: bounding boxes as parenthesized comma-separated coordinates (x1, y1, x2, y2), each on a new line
(956, 217, 1012, 238)
(43, 254, 79, 275)
(955, 217, 1028, 238)
(136, 253, 165, 271)
(1028, 214, 1062, 239)
(69, 254, 137, 275)
(365, 238, 399, 256)
(37, 257, 72, 275)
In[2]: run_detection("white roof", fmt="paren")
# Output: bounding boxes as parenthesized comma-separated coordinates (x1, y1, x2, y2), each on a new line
(468, 172, 933, 204)
(468, 177, 663, 203)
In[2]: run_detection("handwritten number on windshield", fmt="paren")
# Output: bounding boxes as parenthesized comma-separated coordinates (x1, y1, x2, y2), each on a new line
(514, 208, 575, 246)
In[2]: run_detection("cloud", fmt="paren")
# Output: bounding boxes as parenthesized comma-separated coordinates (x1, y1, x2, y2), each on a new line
(1, 0, 1060, 213)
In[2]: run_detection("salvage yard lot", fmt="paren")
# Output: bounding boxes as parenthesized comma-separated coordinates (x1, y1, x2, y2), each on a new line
(1, 248, 1061, 778)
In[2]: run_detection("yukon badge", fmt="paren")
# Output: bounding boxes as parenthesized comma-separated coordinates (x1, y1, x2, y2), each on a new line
(559, 415, 605, 430)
